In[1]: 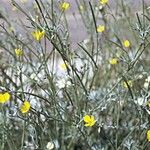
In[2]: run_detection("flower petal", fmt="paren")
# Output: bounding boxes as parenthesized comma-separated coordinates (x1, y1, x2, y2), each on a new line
(83, 115, 91, 123)
(84, 123, 90, 127)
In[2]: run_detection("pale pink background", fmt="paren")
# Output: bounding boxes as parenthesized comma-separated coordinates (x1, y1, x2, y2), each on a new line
(1, 0, 150, 47)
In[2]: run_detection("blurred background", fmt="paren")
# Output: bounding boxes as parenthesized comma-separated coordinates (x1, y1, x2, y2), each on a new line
(1, 0, 150, 47)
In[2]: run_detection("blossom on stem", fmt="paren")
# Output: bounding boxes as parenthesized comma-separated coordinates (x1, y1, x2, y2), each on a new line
(15, 48, 23, 56)
(100, 0, 108, 5)
(97, 25, 105, 33)
(31, 30, 45, 41)
(83, 115, 96, 127)
(0, 92, 11, 104)
(60, 2, 70, 11)
(20, 100, 31, 113)
(123, 40, 130, 48)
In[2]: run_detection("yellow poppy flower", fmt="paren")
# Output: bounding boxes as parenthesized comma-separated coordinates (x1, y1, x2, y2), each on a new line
(0, 92, 11, 104)
(97, 25, 105, 33)
(83, 115, 96, 127)
(109, 58, 118, 65)
(100, 0, 108, 5)
(147, 130, 150, 141)
(31, 30, 45, 41)
(60, 2, 70, 11)
(123, 40, 130, 48)
(20, 100, 31, 113)
(15, 48, 23, 56)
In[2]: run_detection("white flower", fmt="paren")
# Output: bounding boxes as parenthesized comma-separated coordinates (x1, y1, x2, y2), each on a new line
(147, 76, 150, 82)
(30, 73, 38, 81)
(46, 142, 54, 150)
(56, 78, 71, 89)
(83, 38, 90, 44)
(135, 97, 145, 106)
(138, 74, 143, 79)
(40, 114, 46, 122)
(98, 127, 101, 133)
(144, 82, 149, 89)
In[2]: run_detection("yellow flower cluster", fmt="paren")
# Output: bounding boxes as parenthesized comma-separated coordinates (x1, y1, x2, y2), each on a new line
(0, 92, 11, 104)
(83, 115, 96, 127)
(32, 30, 45, 41)
(0, 92, 31, 114)
(20, 100, 31, 113)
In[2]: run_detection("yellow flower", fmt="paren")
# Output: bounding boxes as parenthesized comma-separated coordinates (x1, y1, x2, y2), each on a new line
(109, 58, 118, 65)
(97, 25, 105, 33)
(0, 92, 11, 104)
(20, 100, 31, 114)
(60, 2, 70, 11)
(147, 130, 150, 142)
(59, 62, 68, 70)
(123, 80, 133, 88)
(15, 48, 23, 56)
(31, 30, 45, 41)
(100, 0, 108, 5)
(83, 115, 96, 127)
(147, 100, 150, 107)
(123, 40, 130, 48)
